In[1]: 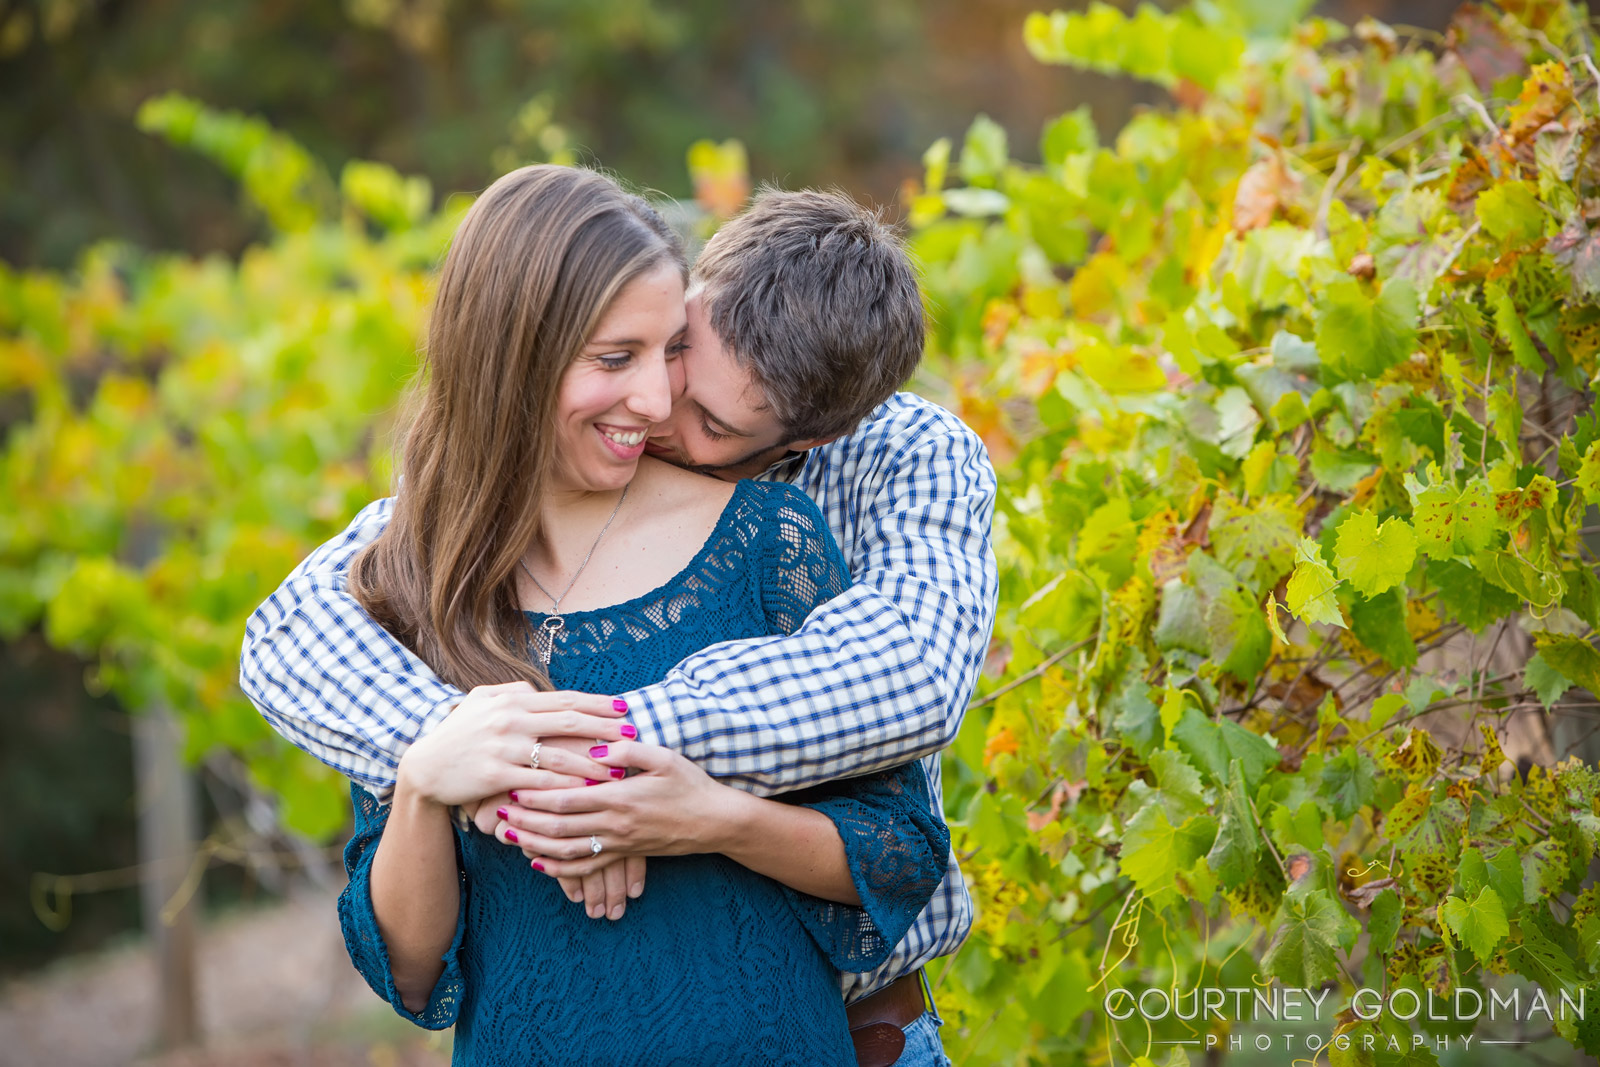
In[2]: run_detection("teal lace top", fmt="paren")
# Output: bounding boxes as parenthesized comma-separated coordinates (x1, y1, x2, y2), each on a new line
(338, 480, 951, 1066)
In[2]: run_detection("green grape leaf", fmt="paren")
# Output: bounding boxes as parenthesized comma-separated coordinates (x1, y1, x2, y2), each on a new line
(1438, 887, 1509, 962)
(1349, 589, 1418, 670)
(1334, 511, 1417, 598)
(1205, 584, 1272, 681)
(1210, 494, 1301, 593)
(1319, 746, 1378, 820)
(1526, 651, 1575, 710)
(1578, 442, 1600, 506)
(1428, 559, 1520, 633)
(1286, 538, 1345, 628)
(1148, 748, 1210, 822)
(1112, 671, 1163, 758)
(1207, 768, 1263, 890)
(1567, 565, 1600, 630)
(1120, 802, 1218, 911)
(1412, 477, 1496, 557)
(1513, 908, 1583, 994)
(1488, 847, 1527, 908)
(1533, 633, 1600, 696)
(959, 114, 1008, 187)
(1488, 279, 1546, 375)
(1367, 888, 1403, 956)
(1476, 180, 1545, 245)
(1170, 705, 1280, 791)
(1308, 444, 1377, 492)
(1154, 579, 1210, 654)
(1524, 837, 1572, 901)
(1384, 783, 1464, 859)
(1261, 888, 1359, 988)
(1041, 106, 1097, 168)
(1314, 275, 1419, 381)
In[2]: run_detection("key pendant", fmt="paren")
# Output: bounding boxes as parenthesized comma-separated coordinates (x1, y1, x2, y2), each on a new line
(538, 616, 565, 666)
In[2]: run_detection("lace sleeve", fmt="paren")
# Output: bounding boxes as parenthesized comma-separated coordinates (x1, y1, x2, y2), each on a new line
(778, 760, 951, 972)
(757, 484, 852, 634)
(336, 783, 467, 1029)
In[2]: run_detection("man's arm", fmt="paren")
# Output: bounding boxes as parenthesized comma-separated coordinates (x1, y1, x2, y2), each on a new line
(241, 400, 997, 800)
(620, 399, 999, 796)
(240, 497, 463, 794)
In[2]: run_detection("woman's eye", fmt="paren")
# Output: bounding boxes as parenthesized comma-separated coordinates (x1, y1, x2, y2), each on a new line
(667, 341, 690, 360)
(598, 353, 631, 370)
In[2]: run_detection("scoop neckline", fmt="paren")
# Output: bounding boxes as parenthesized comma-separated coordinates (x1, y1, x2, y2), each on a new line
(521, 478, 759, 624)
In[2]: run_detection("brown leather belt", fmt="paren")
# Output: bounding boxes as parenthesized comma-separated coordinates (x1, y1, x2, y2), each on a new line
(846, 970, 926, 1067)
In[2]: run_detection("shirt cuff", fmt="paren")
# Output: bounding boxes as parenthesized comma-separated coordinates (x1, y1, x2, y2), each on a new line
(618, 684, 683, 755)
(364, 692, 462, 803)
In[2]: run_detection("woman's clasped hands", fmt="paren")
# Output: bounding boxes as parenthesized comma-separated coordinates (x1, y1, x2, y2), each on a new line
(492, 740, 746, 916)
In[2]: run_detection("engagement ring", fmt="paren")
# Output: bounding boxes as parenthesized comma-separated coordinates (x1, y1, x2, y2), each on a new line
(529, 741, 542, 769)
(590, 835, 603, 855)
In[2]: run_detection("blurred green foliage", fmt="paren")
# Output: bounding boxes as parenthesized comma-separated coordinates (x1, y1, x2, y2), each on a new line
(9, 2, 1600, 1064)
(1, 0, 1087, 269)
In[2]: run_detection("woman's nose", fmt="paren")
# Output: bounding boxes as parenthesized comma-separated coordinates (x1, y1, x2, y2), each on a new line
(628, 350, 673, 423)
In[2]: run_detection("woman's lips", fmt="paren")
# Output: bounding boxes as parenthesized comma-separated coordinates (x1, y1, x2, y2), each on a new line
(596, 425, 648, 459)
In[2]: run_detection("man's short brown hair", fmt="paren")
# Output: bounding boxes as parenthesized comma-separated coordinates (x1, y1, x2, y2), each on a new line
(692, 188, 925, 442)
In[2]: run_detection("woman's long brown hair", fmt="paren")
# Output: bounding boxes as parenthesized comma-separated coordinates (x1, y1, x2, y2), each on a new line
(349, 165, 685, 691)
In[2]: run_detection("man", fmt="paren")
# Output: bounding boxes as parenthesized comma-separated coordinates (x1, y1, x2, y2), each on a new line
(241, 187, 998, 1067)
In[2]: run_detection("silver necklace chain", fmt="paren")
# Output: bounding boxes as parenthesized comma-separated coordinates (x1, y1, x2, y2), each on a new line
(520, 482, 630, 666)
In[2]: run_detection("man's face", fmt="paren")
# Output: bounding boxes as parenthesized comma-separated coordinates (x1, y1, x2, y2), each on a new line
(642, 291, 799, 481)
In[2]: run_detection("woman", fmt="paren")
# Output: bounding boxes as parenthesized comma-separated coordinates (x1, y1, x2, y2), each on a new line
(336, 164, 948, 1065)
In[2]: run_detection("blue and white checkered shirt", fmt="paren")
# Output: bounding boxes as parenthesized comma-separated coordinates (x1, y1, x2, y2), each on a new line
(240, 391, 999, 1001)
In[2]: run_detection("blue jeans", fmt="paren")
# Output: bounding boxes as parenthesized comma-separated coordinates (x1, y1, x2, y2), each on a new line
(894, 1011, 951, 1066)
(893, 973, 951, 1067)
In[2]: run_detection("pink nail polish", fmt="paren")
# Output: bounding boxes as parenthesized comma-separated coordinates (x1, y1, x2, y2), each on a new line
(613, 698, 628, 712)
(509, 791, 520, 803)
(585, 778, 600, 786)
(619, 724, 637, 740)
(609, 768, 626, 780)
(506, 829, 519, 843)
(532, 861, 545, 872)
(495, 807, 509, 820)
(590, 745, 608, 758)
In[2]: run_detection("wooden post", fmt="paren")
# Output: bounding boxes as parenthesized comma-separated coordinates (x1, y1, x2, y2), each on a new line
(133, 702, 200, 1048)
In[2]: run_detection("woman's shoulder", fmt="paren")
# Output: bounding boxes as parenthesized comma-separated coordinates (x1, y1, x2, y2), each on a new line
(629, 456, 736, 519)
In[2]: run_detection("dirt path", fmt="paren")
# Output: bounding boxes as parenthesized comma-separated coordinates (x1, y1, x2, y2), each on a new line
(0, 886, 448, 1067)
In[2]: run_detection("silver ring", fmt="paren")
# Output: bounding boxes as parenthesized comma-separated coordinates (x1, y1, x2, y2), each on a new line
(529, 741, 542, 769)
(589, 835, 603, 855)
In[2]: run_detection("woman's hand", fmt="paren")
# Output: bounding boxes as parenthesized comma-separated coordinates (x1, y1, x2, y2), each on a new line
(397, 682, 634, 808)
(494, 740, 743, 875)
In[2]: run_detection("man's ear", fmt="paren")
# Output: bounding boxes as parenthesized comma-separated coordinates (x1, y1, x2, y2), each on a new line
(782, 433, 842, 453)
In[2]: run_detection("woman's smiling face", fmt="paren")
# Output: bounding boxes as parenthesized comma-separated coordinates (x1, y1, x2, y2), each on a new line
(548, 262, 688, 497)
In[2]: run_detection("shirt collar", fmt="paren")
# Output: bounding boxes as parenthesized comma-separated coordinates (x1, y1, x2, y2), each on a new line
(759, 449, 810, 484)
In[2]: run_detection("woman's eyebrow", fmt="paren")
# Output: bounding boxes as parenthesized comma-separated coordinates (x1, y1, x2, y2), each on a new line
(588, 323, 686, 347)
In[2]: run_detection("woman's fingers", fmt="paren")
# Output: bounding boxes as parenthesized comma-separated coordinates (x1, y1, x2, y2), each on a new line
(527, 854, 613, 879)
(520, 736, 621, 783)
(501, 805, 609, 842)
(601, 861, 628, 920)
(504, 829, 600, 862)
(581, 868, 608, 919)
(586, 739, 670, 773)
